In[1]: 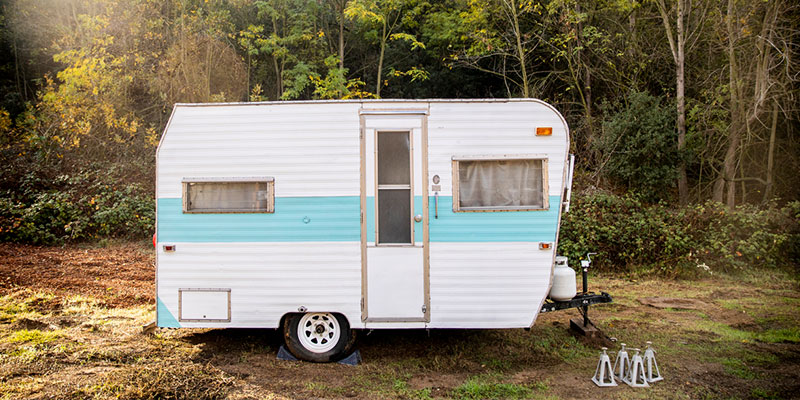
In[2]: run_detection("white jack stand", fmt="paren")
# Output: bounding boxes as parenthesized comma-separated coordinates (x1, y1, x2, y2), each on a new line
(613, 343, 631, 382)
(623, 348, 650, 388)
(643, 341, 664, 383)
(592, 347, 618, 387)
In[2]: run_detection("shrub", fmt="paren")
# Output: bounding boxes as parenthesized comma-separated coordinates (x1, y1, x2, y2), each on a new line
(559, 190, 799, 276)
(0, 190, 85, 244)
(595, 91, 682, 202)
(0, 174, 154, 244)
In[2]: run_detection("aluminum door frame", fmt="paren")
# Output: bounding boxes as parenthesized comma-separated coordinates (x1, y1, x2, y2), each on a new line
(360, 109, 430, 323)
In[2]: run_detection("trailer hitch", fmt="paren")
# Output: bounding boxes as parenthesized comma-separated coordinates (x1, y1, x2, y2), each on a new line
(541, 252, 613, 339)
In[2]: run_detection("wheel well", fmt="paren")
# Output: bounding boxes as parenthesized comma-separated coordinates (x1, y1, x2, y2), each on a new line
(279, 311, 352, 328)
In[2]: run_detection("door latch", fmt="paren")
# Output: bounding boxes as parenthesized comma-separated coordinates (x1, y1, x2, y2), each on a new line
(421, 304, 427, 314)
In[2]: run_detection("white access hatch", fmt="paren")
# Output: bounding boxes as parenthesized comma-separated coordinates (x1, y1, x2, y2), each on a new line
(179, 288, 231, 322)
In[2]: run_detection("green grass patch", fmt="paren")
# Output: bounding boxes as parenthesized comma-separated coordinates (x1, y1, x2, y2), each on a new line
(693, 319, 800, 344)
(720, 358, 757, 380)
(751, 387, 781, 399)
(5, 329, 61, 345)
(530, 326, 592, 364)
(0, 292, 57, 322)
(452, 373, 547, 400)
(755, 327, 800, 343)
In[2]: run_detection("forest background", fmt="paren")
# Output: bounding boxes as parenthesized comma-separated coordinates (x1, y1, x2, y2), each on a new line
(0, 0, 797, 276)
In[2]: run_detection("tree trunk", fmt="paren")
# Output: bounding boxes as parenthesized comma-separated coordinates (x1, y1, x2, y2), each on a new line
(656, 0, 689, 203)
(376, 21, 386, 98)
(721, 0, 740, 208)
(576, 3, 593, 149)
(339, 5, 345, 69)
(763, 101, 778, 202)
(509, 0, 529, 97)
(676, 0, 688, 204)
(206, 39, 212, 101)
(272, 19, 283, 99)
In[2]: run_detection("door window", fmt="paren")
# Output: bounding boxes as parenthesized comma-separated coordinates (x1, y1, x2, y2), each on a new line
(376, 132, 412, 244)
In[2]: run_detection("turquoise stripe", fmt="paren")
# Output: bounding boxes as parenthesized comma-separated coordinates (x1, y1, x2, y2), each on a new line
(429, 195, 560, 242)
(365, 196, 425, 243)
(158, 195, 560, 243)
(157, 197, 360, 242)
(157, 297, 180, 328)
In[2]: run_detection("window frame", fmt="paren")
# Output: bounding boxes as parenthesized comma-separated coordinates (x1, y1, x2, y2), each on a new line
(181, 177, 275, 214)
(451, 155, 549, 212)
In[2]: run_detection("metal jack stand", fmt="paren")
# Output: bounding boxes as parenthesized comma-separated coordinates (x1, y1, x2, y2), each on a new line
(613, 343, 631, 382)
(623, 348, 650, 388)
(643, 341, 663, 383)
(591, 347, 617, 387)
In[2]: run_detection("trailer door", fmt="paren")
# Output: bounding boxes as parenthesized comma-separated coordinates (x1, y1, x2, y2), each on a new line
(360, 109, 429, 322)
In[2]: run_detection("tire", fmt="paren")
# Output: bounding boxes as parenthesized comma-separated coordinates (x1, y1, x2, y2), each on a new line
(283, 312, 356, 362)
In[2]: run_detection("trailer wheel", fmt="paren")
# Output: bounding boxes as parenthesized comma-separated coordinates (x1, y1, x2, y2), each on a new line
(283, 312, 355, 362)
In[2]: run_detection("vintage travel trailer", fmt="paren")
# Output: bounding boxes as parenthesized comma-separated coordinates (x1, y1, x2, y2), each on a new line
(155, 99, 574, 361)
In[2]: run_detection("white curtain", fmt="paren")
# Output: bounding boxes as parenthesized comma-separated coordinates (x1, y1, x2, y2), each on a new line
(458, 160, 543, 208)
(187, 182, 269, 211)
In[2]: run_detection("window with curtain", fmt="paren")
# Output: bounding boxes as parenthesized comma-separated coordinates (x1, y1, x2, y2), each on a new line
(183, 178, 274, 213)
(454, 159, 547, 211)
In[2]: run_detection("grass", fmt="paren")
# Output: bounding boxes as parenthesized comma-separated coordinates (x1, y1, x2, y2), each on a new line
(5, 329, 61, 345)
(77, 363, 234, 400)
(0, 291, 57, 322)
(755, 327, 800, 343)
(720, 358, 758, 380)
(451, 373, 550, 400)
(529, 325, 593, 364)
(0, 265, 798, 399)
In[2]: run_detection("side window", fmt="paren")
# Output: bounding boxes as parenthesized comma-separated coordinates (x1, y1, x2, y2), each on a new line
(453, 158, 548, 211)
(182, 178, 274, 213)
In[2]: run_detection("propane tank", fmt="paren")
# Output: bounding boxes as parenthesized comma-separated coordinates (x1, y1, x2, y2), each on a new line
(549, 256, 577, 301)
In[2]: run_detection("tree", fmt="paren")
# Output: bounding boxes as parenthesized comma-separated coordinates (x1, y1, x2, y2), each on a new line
(712, 0, 797, 207)
(345, 0, 425, 97)
(656, 0, 709, 205)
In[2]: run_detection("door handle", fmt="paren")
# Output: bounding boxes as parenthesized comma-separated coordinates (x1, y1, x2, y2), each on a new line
(434, 192, 439, 219)
(414, 214, 422, 222)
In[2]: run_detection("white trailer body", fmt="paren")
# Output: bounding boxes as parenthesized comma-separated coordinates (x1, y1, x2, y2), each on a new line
(155, 99, 572, 338)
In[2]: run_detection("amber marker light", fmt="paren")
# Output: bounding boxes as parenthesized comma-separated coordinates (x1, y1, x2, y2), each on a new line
(539, 242, 552, 250)
(536, 127, 553, 136)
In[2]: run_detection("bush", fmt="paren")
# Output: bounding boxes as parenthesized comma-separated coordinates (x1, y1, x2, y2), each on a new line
(559, 190, 800, 276)
(595, 91, 682, 202)
(0, 173, 154, 244)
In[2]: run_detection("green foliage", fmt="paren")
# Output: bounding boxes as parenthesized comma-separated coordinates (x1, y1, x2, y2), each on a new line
(596, 91, 681, 201)
(0, 0, 798, 252)
(0, 172, 154, 245)
(560, 191, 800, 276)
(309, 56, 375, 99)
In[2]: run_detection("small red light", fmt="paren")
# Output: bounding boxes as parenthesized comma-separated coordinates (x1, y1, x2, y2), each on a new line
(163, 245, 176, 252)
(152, 233, 157, 247)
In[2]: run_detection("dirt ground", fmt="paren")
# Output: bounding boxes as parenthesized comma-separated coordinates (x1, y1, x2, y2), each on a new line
(1, 243, 798, 399)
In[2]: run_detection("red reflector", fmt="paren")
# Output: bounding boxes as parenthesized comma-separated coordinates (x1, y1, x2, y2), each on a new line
(163, 245, 176, 252)
(152, 233, 156, 247)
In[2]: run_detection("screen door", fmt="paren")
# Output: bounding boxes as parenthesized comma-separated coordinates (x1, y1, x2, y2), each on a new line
(361, 111, 429, 322)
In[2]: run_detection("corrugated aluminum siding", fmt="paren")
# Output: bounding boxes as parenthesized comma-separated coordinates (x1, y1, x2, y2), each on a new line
(156, 100, 568, 329)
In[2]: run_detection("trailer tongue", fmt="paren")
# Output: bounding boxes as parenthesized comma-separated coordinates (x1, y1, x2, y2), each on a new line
(541, 252, 614, 338)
